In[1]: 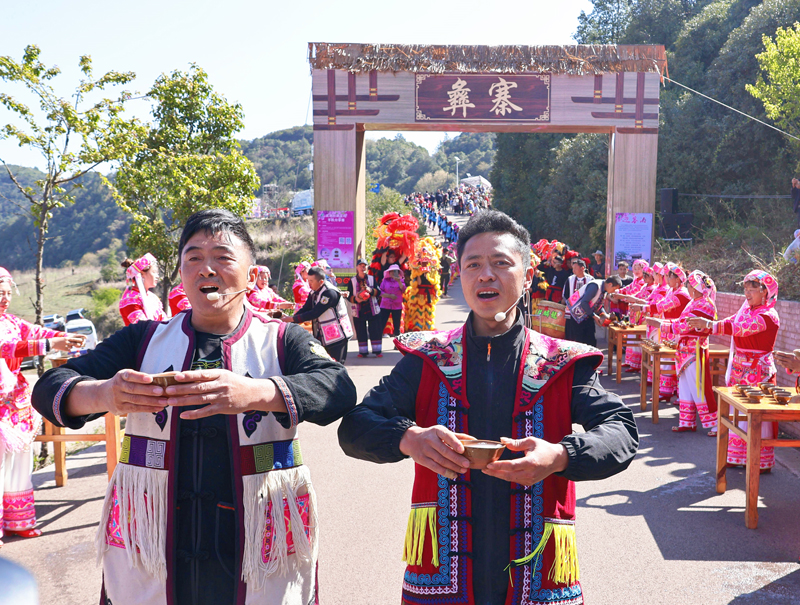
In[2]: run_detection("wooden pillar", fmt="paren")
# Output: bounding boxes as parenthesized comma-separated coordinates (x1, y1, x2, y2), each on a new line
(605, 131, 658, 275)
(312, 128, 366, 272)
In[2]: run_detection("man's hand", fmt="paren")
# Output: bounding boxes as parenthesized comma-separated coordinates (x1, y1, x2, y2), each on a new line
(775, 350, 800, 374)
(645, 317, 662, 328)
(281, 315, 294, 323)
(96, 370, 170, 417)
(164, 369, 286, 420)
(687, 317, 712, 331)
(399, 425, 471, 479)
(482, 437, 568, 486)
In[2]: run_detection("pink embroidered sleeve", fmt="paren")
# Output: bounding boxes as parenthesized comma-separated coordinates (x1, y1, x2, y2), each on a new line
(712, 317, 734, 336)
(654, 293, 679, 315)
(125, 309, 148, 324)
(730, 314, 768, 337)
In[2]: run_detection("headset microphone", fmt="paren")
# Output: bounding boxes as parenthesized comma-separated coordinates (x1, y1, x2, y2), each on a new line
(206, 288, 247, 301)
(494, 296, 522, 323)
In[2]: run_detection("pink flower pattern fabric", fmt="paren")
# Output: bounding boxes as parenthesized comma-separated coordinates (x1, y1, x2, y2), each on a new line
(292, 278, 311, 313)
(119, 288, 165, 326)
(661, 296, 717, 376)
(261, 493, 311, 563)
(248, 285, 289, 312)
(2, 488, 35, 530)
(0, 313, 63, 452)
(168, 283, 191, 316)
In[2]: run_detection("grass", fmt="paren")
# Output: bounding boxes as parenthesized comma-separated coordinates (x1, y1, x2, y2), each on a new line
(11, 264, 102, 324)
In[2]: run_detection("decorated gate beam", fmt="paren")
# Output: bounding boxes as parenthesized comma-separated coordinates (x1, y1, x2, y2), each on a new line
(309, 43, 668, 275)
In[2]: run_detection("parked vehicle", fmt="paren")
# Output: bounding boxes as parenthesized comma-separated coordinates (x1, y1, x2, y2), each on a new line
(291, 189, 313, 216)
(43, 313, 65, 332)
(65, 308, 87, 323)
(66, 314, 97, 350)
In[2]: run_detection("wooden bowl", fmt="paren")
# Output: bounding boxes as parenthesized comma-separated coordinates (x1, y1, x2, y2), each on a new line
(460, 440, 506, 470)
(774, 393, 791, 405)
(759, 382, 773, 394)
(747, 392, 764, 403)
(793, 349, 800, 360)
(150, 372, 180, 388)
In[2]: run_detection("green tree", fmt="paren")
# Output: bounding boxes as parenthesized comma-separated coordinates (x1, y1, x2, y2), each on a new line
(575, 0, 633, 43)
(0, 45, 137, 325)
(108, 65, 261, 306)
(747, 23, 800, 147)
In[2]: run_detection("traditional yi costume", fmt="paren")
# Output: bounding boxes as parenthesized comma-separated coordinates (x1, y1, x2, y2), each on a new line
(119, 253, 165, 326)
(168, 283, 191, 317)
(620, 260, 649, 371)
(339, 311, 638, 605)
(292, 262, 312, 313)
(647, 263, 691, 399)
(644, 263, 670, 385)
(0, 268, 67, 542)
(404, 237, 442, 333)
(248, 267, 290, 312)
(32, 308, 357, 604)
(660, 270, 718, 430)
(712, 270, 780, 470)
(347, 269, 382, 357)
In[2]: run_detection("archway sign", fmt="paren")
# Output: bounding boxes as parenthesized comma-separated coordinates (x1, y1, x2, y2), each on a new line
(308, 43, 668, 276)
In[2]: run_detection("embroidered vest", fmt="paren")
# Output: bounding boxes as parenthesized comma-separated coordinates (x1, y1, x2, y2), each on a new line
(396, 326, 601, 605)
(97, 310, 318, 605)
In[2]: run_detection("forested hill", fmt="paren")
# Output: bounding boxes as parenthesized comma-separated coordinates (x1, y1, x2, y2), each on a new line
(240, 127, 495, 195)
(492, 0, 800, 258)
(0, 130, 494, 270)
(0, 167, 131, 271)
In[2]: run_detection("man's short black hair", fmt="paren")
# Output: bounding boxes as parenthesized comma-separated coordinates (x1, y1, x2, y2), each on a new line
(178, 209, 256, 263)
(605, 275, 623, 287)
(618, 260, 629, 268)
(456, 210, 530, 265)
(573, 258, 586, 268)
(307, 266, 326, 280)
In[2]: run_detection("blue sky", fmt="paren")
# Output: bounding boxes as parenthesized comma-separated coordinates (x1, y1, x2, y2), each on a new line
(2, 0, 591, 169)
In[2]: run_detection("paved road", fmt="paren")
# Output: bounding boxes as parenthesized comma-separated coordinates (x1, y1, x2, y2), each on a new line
(3, 235, 800, 603)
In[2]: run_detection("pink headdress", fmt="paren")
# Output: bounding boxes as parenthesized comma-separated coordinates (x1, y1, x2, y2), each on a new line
(0, 267, 19, 295)
(651, 261, 664, 275)
(687, 270, 716, 303)
(743, 269, 778, 310)
(665, 262, 687, 283)
(256, 265, 271, 279)
(295, 261, 311, 277)
(632, 259, 650, 273)
(126, 253, 157, 282)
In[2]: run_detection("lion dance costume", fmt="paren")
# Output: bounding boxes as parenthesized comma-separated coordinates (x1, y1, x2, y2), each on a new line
(404, 237, 441, 332)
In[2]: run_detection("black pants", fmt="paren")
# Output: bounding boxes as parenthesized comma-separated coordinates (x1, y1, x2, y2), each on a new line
(380, 308, 402, 337)
(352, 313, 383, 354)
(565, 316, 596, 347)
(441, 273, 450, 295)
(324, 339, 348, 363)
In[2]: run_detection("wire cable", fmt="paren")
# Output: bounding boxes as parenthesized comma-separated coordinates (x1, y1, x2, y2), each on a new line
(663, 75, 800, 143)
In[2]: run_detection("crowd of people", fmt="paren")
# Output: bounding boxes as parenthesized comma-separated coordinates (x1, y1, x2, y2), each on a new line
(531, 237, 787, 474)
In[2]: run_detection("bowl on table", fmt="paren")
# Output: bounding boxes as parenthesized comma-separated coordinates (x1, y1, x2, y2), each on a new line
(150, 372, 181, 388)
(747, 392, 764, 403)
(774, 392, 792, 405)
(459, 440, 506, 470)
(759, 383, 773, 394)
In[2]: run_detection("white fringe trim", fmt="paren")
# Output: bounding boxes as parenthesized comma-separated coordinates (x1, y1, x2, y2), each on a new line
(95, 464, 169, 585)
(242, 465, 318, 589)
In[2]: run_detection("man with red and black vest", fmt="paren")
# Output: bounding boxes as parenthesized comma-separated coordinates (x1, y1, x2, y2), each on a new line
(339, 210, 638, 605)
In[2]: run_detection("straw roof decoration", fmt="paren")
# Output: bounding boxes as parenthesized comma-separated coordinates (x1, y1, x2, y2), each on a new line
(308, 43, 668, 76)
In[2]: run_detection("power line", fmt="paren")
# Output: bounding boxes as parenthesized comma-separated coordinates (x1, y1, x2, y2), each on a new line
(679, 193, 790, 199)
(663, 75, 800, 143)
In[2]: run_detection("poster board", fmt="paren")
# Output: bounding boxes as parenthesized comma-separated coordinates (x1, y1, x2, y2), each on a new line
(613, 212, 652, 268)
(316, 211, 354, 269)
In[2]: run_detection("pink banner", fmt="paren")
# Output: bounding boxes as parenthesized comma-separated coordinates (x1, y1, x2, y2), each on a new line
(317, 211, 354, 269)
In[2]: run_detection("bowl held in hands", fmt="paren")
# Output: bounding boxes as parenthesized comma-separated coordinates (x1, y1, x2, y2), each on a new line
(151, 372, 180, 388)
(460, 440, 506, 470)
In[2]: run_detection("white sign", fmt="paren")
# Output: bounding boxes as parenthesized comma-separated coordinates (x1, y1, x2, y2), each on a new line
(614, 213, 652, 268)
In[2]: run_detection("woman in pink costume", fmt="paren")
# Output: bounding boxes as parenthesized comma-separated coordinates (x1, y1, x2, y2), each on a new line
(292, 262, 312, 313)
(119, 253, 165, 326)
(650, 270, 718, 433)
(247, 266, 292, 312)
(167, 282, 191, 317)
(628, 262, 690, 401)
(689, 270, 780, 471)
(618, 259, 649, 372)
(0, 267, 85, 547)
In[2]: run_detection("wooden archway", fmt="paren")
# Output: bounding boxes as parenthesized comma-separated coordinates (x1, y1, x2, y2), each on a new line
(308, 43, 668, 276)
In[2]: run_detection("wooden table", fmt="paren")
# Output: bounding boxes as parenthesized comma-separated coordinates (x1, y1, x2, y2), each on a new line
(714, 386, 800, 528)
(34, 356, 122, 486)
(606, 324, 646, 383)
(640, 343, 729, 423)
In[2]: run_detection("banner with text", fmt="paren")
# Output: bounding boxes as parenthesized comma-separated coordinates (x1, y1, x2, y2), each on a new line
(613, 213, 652, 268)
(317, 211, 354, 269)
